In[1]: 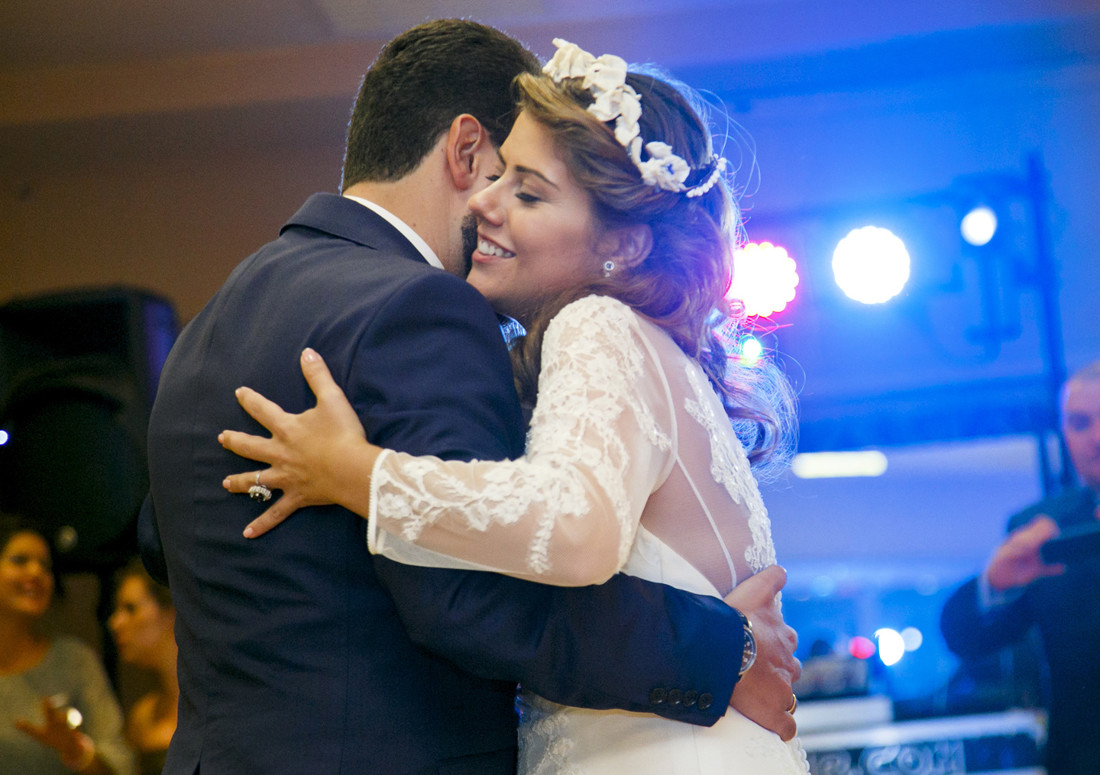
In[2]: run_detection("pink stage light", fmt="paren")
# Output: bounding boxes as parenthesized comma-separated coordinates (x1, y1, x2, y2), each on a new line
(848, 635, 877, 660)
(728, 241, 799, 318)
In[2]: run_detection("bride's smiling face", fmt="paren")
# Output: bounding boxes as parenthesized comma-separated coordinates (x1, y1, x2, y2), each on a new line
(466, 111, 605, 326)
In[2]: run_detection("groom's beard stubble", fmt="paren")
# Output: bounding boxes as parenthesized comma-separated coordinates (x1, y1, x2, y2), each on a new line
(459, 214, 477, 278)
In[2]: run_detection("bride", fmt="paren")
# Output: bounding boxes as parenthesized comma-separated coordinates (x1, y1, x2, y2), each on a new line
(221, 40, 808, 774)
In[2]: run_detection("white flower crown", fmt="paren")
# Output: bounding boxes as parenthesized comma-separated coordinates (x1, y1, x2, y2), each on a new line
(542, 38, 726, 198)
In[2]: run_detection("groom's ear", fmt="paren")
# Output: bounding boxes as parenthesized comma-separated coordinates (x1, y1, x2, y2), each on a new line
(599, 225, 653, 270)
(445, 114, 491, 192)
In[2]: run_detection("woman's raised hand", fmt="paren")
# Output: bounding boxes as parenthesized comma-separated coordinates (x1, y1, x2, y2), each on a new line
(15, 697, 96, 770)
(220, 348, 379, 538)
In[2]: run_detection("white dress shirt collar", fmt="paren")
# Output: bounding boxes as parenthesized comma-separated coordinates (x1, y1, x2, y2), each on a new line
(343, 194, 444, 271)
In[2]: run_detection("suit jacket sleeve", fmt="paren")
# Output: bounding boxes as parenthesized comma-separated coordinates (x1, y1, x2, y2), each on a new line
(137, 492, 170, 586)
(940, 499, 1057, 658)
(356, 273, 740, 725)
(940, 575, 1033, 658)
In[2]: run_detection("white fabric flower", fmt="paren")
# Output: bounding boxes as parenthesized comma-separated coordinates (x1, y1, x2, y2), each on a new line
(543, 38, 593, 81)
(542, 39, 710, 197)
(588, 85, 622, 123)
(612, 85, 642, 147)
(636, 142, 691, 192)
(583, 54, 628, 98)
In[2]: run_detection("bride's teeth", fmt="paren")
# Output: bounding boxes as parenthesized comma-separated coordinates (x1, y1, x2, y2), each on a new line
(478, 239, 515, 258)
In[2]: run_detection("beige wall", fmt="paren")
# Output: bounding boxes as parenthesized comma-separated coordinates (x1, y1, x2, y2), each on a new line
(2, 138, 348, 707)
(2, 141, 345, 324)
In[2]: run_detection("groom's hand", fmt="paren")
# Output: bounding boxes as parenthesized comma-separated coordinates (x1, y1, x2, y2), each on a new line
(724, 565, 800, 741)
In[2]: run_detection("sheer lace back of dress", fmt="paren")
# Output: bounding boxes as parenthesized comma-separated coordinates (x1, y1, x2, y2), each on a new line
(370, 295, 778, 594)
(630, 314, 776, 597)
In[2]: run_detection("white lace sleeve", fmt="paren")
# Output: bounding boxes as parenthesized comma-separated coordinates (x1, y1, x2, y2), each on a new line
(366, 295, 673, 585)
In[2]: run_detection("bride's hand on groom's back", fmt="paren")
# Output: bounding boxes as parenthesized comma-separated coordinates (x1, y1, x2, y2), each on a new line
(220, 348, 379, 538)
(723, 565, 801, 741)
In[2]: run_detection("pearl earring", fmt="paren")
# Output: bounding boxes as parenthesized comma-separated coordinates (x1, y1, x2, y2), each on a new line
(603, 260, 615, 278)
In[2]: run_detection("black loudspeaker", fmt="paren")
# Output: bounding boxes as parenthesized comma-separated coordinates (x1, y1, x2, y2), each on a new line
(0, 287, 178, 571)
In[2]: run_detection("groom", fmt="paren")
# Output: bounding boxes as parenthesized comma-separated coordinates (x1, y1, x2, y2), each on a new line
(141, 19, 799, 774)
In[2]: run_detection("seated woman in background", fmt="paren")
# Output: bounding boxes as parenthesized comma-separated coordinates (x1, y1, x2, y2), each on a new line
(0, 513, 134, 775)
(109, 559, 178, 775)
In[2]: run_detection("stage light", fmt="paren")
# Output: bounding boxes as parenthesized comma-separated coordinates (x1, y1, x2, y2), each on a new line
(960, 205, 998, 246)
(0, 430, 8, 445)
(832, 226, 910, 304)
(791, 450, 888, 479)
(848, 636, 876, 660)
(875, 628, 906, 666)
(739, 335, 763, 363)
(901, 627, 924, 652)
(729, 241, 799, 317)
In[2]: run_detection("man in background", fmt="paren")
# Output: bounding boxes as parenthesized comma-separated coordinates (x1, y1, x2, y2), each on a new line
(941, 360, 1100, 775)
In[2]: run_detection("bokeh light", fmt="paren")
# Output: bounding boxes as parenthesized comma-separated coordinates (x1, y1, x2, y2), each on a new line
(960, 205, 998, 246)
(832, 226, 911, 304)
(901, 627, 924, 652)
(848, 635, 876, 660)
(791, 450, 888, 479)
(739, 335, 763, 363)
(875, 628, 906, 666)
(729, 241, 799, 317)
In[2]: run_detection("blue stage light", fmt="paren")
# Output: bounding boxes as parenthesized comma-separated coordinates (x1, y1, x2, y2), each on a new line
(960, 205, 998, 246)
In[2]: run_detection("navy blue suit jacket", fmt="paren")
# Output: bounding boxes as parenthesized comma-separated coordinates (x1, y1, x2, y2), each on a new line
(142, 194, 742, 774)
(941, 486, 1100, 775)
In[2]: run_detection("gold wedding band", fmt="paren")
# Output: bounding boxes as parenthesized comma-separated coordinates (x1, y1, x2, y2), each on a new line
(787, 694, 798, 714)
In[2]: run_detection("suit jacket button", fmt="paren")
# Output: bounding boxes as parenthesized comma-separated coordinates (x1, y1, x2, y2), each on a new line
(697, 692, 714, 710)
(683, 690, 698, 707)
(649, 688, 667, 705)
(667, 689, 683, 706)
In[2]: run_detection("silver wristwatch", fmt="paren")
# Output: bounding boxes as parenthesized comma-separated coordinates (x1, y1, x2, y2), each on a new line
(733, 608, 757, 677)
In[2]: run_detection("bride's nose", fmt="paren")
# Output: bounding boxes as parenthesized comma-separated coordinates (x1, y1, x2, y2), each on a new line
(469, 184, 503, 226)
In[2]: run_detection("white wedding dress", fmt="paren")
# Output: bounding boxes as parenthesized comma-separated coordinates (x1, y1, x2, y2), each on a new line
(366, 295, 809, 774)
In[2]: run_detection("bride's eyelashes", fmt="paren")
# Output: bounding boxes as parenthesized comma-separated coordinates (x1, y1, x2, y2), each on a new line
(484, 171, 543, 205)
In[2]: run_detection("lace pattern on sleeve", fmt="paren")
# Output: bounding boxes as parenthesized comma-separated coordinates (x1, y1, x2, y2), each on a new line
(527, 296, 671, 569)
(371, 295, 671, 580)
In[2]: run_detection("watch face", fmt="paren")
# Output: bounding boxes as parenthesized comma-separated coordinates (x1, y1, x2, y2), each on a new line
(738, 610, 756, 676)
(741, 637, 756, 673)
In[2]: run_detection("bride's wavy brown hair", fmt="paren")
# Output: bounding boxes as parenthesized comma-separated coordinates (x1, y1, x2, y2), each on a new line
(508, 69, 796, 469)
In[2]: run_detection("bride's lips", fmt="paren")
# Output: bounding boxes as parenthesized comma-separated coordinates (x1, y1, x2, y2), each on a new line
(472, 235, 516, 263)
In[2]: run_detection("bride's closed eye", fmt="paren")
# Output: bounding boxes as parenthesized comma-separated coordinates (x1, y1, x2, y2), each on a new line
(486, 169, 543, 204)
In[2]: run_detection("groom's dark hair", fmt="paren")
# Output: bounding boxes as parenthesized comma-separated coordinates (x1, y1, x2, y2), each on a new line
(341, 19, 539, 189)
